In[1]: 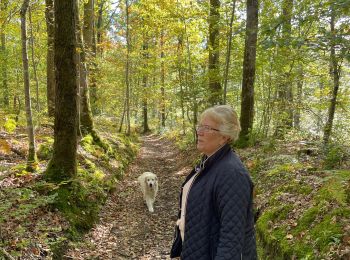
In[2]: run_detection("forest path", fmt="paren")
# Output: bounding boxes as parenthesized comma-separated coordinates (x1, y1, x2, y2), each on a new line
(66, 134, 193, 259)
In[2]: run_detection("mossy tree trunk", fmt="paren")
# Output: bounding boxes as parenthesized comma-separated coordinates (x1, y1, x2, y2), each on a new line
(125, 0, 131, 135)
(239, 0, 258, 145)
(45, 0, 55, 117)
(208, 0, 221, 105)
(77, 0, 94, 136)
(1, 0, 9, 108)
(223, 0, 236, 105)
(20, 0, 37, 172)
(28, 6, 40, 112)
(275, 0, 293, 137)
(83, 0, 98, 115)
(46, 0, 78, 182)
(323, 6, 340, 146)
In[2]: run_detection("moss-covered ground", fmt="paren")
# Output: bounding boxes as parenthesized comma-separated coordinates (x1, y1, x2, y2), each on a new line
(0, 124, 139, 259)
(240, 140, 350, 259)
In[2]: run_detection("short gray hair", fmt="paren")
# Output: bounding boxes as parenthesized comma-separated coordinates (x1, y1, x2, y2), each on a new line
(200, 105, 241, 142)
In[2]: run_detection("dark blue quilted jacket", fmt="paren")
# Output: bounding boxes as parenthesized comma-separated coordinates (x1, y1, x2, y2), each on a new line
(170, 144, 257, 259)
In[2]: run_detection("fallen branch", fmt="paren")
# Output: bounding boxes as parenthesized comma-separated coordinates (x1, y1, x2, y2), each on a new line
(1, 248, 15, 260)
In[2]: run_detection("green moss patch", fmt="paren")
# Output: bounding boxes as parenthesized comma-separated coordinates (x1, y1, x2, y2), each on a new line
(252, 145, 350, 259)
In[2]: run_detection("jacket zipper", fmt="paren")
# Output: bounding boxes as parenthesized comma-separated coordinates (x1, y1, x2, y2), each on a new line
(181, 170, 201, 240)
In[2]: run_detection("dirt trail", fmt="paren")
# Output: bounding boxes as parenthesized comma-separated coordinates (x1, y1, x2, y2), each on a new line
(66, 134, 194, 259)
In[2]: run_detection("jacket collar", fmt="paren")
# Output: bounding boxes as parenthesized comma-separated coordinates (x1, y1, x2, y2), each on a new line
(184, 143, 232, 184)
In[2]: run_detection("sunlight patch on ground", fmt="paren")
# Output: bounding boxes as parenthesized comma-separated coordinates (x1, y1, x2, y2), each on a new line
(175, 166, 192, 176)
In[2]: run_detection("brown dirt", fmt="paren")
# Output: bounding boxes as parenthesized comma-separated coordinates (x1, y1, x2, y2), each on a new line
(66, 134, 195, 259)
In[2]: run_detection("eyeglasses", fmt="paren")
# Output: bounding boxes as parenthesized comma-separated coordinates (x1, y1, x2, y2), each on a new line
(195, 125, 220, 133)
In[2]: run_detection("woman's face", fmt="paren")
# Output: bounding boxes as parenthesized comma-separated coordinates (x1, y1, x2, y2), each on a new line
(196, 116, 229, 156)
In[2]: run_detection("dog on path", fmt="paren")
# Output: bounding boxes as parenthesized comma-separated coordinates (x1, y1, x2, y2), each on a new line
(138, 172, 158, 213)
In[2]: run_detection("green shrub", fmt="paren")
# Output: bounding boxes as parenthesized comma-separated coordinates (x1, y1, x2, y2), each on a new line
(3, 118, 16, 133)
(324, 143, 347, 169)
(37, 138, 54, 160)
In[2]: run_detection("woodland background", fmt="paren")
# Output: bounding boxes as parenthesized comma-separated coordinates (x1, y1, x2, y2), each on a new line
(0, 0, 349, 259)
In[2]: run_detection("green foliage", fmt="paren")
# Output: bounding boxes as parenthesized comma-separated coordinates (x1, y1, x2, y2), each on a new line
(37, 137, 54, 160)
(164, 128, 196, 151)
(316, 171, 350, 205)
(53, 180, 106, 237)
(3, 118, 16, 133)
(324, 143, 348, 169)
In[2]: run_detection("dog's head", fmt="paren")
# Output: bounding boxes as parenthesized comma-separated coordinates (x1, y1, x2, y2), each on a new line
(145, 175, 158, 189)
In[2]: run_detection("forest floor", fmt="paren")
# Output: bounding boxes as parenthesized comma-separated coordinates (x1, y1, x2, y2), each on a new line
(65, 134, 196, 259)
(1, 129, 349, 259)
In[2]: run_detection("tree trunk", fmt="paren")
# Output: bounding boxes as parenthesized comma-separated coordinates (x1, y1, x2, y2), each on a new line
(323, 7, 340, 146)
(275, 0, 293, 136)
(239, 0, 259, 144)
(208, 0, 221, 105)
(28, 6, 40, 112)
(83, 0, 98, 115)
(20, 0, 37, 172)
(46, 0, 78, 182)
(78, 0, 94, 136)
(177, 35, 186, 135)
(45, 0, 55, 117)
(125, 0, 131, 135)
(160, 30, 166, 128)
(142, 36, 150, 133)
(1, 0, 9, 108)
(294, 64, 303, 130)
(223, 0, 236, 104)
(96, 0, 105, 55)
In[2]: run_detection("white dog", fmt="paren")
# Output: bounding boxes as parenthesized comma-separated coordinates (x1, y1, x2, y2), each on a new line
(138, 172, 158, 213)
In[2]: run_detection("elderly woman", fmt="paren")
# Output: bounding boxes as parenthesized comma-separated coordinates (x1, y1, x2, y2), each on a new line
(170, 105, 257, 260)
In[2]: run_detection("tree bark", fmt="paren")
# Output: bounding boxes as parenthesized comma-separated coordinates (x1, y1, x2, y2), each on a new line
(83, 0, 98, 115)
(46, 0, 78, 181)
(45, 0, 55, 117)
(1, 0, 9, 108)
(125, 0, 131, 135)
(142, 35, 150, 133)
(96, 0, 105, 55)
(28, 6, 40, 112)
(78, 0, 94, 135)
(275, 0, 293, 136)
(208, 0, 221, 105)
(323, 7, 340, 146)
(223, 0, 236, 104)
(239, 0, 258, 144)
(20, 0, 37, 171)
(160, 30, 166, 128)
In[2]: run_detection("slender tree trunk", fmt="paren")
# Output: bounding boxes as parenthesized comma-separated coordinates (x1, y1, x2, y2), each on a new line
(28, 6, 40, 112)
(46, 0, 78, 181)
(21, 0, 37, 172)
(239, 0, 258, 144)
(208, 0, 221, 105)
(1, 0, 9, 108)
(160, 30, 166, 128)
(78, 0, 94, 135)
(125, 0, 131, 135)
(223, 0, 236, 104)
(177, 35, 186, 135)
(83, 0, 98, 115)
(275, 0, 293, 136)
(294, 64, 303, 130)
(96, 0, 105, 55)
(45, 0, 55, 117)
(323, 7, 340, 146)
(142, 35, 150, 133)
